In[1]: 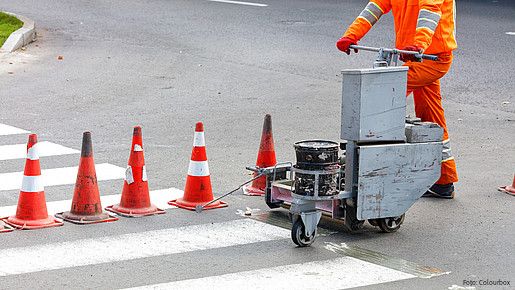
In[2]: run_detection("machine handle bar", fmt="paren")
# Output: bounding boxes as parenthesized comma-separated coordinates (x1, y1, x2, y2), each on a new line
(349, 45, 438, 61)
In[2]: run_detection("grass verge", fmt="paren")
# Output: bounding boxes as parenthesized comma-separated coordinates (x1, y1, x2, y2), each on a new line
(0, 12, 23, 46)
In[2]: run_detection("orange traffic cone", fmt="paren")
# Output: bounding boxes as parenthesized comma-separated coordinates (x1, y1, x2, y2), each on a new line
(169, 122, 227, 210)
(243, 114, 277, 196)
(55, 132, 118, 224)
(498, 174, 515, 196)
(0, 221, 14, 233)
(2, 134, 63, 230)
(106, 126, 165, 217)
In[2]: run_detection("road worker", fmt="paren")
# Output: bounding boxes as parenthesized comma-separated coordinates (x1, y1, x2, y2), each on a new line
(336, 0, 458, 198)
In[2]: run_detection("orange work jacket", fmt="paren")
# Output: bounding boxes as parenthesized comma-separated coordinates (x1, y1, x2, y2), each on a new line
(343, 0, 457, 54)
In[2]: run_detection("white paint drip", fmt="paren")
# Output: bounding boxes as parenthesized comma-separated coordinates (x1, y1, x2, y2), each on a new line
(126, 256, 414, 290)
(0, 163, 125, 191)
(0, 123, 29, 136)
(207, 0, 268, 7)
(0, 141, 79, 161)
(0, 187, 183, 217)
(0, 219, 289, 277)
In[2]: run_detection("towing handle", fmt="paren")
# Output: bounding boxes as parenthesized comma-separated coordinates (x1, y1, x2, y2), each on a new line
(349, 45, 438, 61)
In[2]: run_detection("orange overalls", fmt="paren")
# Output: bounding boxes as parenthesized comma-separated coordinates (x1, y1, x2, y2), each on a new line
(343, 0, 458, 185)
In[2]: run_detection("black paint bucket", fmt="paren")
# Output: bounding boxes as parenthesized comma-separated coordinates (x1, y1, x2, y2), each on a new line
(293, 140, 340, 196)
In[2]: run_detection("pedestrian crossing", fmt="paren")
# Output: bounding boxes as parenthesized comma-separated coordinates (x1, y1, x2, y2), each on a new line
(0, 124, 125, 192)
(0, 217, 429, 289)
(0, 188, 183, 217)
(0, 123, 29, 136)
(0, 141, 79, 161)
(126, 256, 415, 290)
(0, 122, 446, 289)
(0, 122, 182, 214)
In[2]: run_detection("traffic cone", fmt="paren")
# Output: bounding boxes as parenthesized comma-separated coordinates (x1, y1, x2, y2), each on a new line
(1, 134, 63, 230)
(498, 174, 515, 196)
(106, 126, 165, 217)
(0, 221, 14, 233)
(243, 114, 277, 196)
(55, 132, 118, 224)
(169, 122, 227, 210)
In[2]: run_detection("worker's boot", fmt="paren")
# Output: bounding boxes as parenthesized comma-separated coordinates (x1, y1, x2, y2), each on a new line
(422, 183, 455, 199)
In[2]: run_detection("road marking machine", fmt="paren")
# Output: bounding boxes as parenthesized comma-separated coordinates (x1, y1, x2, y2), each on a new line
(247, 45, 445, 246)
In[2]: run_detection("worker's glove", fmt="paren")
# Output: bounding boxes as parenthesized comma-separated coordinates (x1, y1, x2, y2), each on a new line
(336, 37, 358, 55)
(400, 45, 423, 62)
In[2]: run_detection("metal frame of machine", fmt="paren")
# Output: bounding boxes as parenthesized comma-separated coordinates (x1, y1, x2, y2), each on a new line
(247, 46, 445, 246)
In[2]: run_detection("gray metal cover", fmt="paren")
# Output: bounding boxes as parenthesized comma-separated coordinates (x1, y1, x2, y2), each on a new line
(405, 122, 444, 143)
(356, 142, 442, 220)
(341, 66, 408, 142)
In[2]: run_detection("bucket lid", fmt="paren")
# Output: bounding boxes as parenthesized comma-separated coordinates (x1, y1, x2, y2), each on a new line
(294, 140, 338, 150)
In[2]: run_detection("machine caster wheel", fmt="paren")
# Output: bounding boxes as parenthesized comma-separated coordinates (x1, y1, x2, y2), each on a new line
(349, 220, 365, 231)
(378, 214, 405, 233)
(291, 219, 316, 247)
(368, 219, 379, 227)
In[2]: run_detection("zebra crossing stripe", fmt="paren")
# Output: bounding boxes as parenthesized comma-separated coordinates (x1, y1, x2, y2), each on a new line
(0, 141, 80, 161)
(0, 124, 29, 136)
(0, 219, 289, 277)
(0, 163, 125, 191)
(125, 256, 415, 290)
(0, 188, 183, 217)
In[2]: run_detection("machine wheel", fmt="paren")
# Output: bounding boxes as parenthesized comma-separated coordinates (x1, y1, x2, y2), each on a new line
(291, 219, 316, 247)
(368, 219, 379, 227)
(378, 214, 405, 233)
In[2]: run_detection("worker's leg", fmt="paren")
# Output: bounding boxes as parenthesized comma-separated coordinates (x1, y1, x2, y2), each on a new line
(405, 54, 458, 185)
(412, 82, 458, 184)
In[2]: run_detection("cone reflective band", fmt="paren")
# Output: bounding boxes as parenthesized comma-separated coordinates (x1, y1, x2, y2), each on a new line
(55, 132, 117, 224)
(243, 114, 277, 196)
(2, 134, 63, 230)
(169, 122, 227, 210)
(106, 126, 165, 217)
(498, 174, 515, 196)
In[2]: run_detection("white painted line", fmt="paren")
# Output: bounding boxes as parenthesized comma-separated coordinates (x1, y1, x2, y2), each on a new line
(0, 141, 79, 161)
(208, 0, 268, 7)
(0, 187, 183, 217)
(0, 219, 289, 276)
(506, 32, 515, 36)
(0, 163, 125, 191)
(0, 124, 29, 136)
(126, 256, 415, 290)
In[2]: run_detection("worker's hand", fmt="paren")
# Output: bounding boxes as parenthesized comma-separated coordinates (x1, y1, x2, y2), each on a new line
(400, 45, 423, 62)
(336, 37, 358, 55)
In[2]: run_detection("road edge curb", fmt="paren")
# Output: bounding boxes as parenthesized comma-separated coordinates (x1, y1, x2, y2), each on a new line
(1, 12, 36, 53)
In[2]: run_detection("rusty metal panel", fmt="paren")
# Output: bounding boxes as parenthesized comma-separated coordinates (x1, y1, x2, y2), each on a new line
(341, 66, 408, 142)
(356, 142, 442, 220)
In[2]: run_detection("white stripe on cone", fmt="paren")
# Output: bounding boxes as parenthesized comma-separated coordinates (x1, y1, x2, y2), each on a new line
(193, 132, 205, 147)
(125, 166, 134, 184)
(134, 144, 143, 152)
(21, 175, 44, 192)
(142, 165, 148, 182)
(26, 144, 40, 160)
(187, 160, 210, 177)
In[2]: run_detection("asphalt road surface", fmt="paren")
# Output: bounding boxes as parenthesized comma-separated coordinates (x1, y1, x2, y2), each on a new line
(0, 0, 514, 289)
